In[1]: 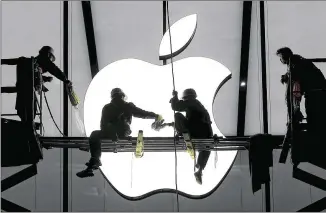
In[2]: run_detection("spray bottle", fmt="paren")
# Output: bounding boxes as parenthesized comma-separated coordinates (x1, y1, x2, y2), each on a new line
(66, 84, 79, 107)
(66, 84, 86, 135)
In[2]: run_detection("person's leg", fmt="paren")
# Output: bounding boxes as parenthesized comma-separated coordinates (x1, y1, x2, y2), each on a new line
(174, 112, 189, 135)
(88, 124, 119, 163)
(88, 130, 104, 167)
(77, 129, 107, 177)
(17, 95, 35, 140)
(197, 151, 211, 171)
(190, 123, 213, 184)
(305, 93, 322, 139)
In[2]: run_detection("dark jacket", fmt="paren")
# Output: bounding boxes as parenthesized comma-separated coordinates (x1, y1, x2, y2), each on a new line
(289, 54, 326, 94)
(100, 98, 157, 134)
(1, 56, 67, 111)
(170, 96, 213, 137)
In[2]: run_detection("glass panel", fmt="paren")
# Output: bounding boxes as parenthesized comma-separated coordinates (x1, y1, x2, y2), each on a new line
(1, 1, 63, 211)
(70, 1, 175, 211)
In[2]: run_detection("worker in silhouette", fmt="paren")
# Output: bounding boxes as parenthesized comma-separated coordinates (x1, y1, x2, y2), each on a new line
(1, 46, 72, 138)
(77, 88, 163, 178)
(170, 88, 213, 185)
(277, 47, 326, 157)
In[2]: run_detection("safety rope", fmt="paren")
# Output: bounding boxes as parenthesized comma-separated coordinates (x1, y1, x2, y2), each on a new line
(166, 2, 180, 211)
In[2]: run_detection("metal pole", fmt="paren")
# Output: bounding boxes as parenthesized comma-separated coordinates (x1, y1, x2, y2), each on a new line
(63, 1, 69, 212)
(237, 1, 252, 136)
(259, 1, 271, 212)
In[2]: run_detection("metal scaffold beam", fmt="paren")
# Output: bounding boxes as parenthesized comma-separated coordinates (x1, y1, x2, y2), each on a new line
(39, 135, 284, 152)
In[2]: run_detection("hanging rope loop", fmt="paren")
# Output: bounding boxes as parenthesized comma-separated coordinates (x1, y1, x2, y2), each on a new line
(166, 2, 180, 211)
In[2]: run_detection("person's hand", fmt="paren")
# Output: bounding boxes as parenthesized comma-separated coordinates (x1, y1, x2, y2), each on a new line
(172, 90, 178, 97)
(152, 115, 165, 131)
(281, 74, 288, 84)
(155, 114, 163, 122)
(65, 79, 72, 87)
(43, 75, 53, 82)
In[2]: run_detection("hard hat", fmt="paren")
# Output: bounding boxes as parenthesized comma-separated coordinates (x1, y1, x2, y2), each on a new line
(182, 88, 197, 100)
(111, 88, 125, 99)
(39, 46, 55, 62)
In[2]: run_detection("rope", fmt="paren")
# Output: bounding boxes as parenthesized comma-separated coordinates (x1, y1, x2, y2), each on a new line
(44, 91, 65, 136)
(166, 2, 180, 211)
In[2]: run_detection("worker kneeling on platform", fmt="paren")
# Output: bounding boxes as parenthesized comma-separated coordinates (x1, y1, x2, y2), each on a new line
(77, 88, 163, 178)
(170, 89, 213, 185)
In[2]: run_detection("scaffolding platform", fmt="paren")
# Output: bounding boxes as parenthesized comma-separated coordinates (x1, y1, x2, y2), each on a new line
(1, 118, 43, 167)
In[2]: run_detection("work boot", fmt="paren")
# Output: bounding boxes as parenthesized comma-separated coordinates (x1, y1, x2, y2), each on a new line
(76, 168, 94, 178)
(194, 171, 202, 185)
(85, 157, 102, 169)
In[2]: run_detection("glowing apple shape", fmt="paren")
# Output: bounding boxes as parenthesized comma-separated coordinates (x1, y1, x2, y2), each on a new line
(84, 14, 237, 200)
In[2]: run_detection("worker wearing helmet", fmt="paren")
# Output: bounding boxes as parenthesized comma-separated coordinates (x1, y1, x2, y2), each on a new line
(1, 46, 72, 141)
(170, 88, 213, 185)
(77, 88, 163, 178)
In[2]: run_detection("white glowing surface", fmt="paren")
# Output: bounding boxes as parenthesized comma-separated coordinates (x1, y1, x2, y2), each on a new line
(84, 58, 237, 197)
(159, 14, 197, 58)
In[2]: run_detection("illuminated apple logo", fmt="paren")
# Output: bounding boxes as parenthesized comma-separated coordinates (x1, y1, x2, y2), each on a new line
(84, 14, 237, 200)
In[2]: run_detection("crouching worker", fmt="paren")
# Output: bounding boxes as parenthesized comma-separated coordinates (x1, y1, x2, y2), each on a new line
(77, 88, 163, 178)
(170, 89, 213, 184)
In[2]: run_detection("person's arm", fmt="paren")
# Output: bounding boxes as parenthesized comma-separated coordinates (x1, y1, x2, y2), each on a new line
(170, 95, 187, 111)
(39, 59, 69, 83)
(128, 103, 158, 119)
(1, 58, 20, 65)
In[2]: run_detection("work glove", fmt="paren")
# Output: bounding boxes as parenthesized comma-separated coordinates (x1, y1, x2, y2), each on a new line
(65, 79, 72, 87)
(170, 90, 178, 103)
(151, 114, 165, 131)
(155, 114, 163, 122)
(281, 74, 288, 84)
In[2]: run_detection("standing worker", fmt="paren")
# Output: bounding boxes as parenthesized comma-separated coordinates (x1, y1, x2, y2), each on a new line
(1, 46, 72, 140)
(277, 47, 326, 137)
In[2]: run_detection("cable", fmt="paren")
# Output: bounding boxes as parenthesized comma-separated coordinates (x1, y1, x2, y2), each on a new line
(35, 94, 45, 136)
(44, 91, 65, 136)
(264, 4, 275, 210)
(166, 2, 180, 211)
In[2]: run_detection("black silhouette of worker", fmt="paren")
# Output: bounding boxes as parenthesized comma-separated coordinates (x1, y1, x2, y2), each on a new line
(277, 47, 326, 141)
(1, 46, 72, 138)
(77, 88, 163, 178)
(170, 89, 213, 184)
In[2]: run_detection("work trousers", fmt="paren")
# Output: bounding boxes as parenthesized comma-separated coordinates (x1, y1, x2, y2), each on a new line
(174, 112, 212, 170)
(305, 91, 326, 143)
(89, 123, 130, 160)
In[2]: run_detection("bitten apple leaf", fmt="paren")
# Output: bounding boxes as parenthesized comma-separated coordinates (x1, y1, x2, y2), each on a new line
(159, 14, 197, 60)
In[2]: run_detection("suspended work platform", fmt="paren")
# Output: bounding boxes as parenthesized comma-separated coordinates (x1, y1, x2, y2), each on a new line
(39, 135, 284, 152)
